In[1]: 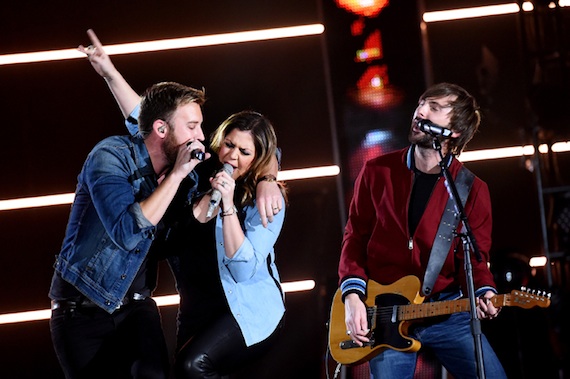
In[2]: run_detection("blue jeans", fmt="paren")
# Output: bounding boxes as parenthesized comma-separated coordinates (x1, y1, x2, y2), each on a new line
(369, 312, 507, 379)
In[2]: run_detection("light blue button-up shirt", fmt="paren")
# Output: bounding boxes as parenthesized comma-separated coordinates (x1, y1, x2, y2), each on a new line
(216, 198, 286, 346)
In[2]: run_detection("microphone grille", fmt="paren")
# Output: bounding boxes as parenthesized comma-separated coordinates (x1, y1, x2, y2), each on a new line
(222, 163, 234, 175)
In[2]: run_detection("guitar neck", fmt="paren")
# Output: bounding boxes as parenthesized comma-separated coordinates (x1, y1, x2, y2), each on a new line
(398, 294, 507, 321)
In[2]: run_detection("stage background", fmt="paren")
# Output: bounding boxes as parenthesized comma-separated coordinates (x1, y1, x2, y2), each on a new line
(1, 1, 569, 378)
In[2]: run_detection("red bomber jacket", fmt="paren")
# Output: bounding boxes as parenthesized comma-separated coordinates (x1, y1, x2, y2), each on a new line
(339, 146, 497, 300)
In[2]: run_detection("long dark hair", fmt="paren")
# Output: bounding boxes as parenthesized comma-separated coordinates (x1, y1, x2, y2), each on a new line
(210, 111, 287, 208)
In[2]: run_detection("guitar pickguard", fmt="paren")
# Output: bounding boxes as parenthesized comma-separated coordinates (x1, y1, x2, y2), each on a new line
(371, 293, 415, 350)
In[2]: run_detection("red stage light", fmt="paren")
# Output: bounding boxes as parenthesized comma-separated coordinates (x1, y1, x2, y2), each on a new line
(335, 0, 390, 18)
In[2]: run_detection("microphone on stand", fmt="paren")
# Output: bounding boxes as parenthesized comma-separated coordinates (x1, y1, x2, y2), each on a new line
(206, 163, 234, 218)
(417, 119, 453, 138)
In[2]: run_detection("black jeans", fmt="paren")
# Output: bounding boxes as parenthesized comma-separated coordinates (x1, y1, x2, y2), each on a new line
(174, 313, 283, 379)
(50, 297, 169, 379)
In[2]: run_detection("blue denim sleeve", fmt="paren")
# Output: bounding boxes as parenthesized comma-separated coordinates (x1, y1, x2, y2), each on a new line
(84, 142, 155, 251)
(128, 202, 155, 230)
(125, 103, 141, 136)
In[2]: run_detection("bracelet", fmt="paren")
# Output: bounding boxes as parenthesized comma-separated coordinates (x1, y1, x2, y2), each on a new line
(221, 205, 238, 217)
(257, 174, 277, 184)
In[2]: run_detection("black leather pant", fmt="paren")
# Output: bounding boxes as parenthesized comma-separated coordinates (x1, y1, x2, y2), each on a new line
(174, 312, 282, 379)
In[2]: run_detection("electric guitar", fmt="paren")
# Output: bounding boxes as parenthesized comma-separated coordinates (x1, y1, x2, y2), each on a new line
(328, 275, 551, 366)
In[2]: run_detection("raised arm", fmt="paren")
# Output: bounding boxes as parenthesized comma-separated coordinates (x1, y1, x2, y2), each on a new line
(79, 29, 140, 118)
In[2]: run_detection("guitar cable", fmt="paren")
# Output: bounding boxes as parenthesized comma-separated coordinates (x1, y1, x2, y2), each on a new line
(333, 362, 342, 379)
(325, 319, 343, 379)
(324, 343, 343, 379)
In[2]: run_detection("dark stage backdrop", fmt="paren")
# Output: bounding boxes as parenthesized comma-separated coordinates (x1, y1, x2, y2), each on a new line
(2, 1, 570, 378)
(0, 1, 344, 378)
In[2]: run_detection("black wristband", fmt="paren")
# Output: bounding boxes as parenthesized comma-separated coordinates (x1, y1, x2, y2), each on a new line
(257, 174, 277, 184)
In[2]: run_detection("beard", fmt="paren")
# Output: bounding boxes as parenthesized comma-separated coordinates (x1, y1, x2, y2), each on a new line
(162, 131, 179, 165)
(408, 128, 434, 149)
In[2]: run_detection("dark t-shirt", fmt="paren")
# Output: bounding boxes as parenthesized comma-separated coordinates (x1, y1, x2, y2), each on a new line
(158, 197, 229, 346)
(408, 170, 441, 237)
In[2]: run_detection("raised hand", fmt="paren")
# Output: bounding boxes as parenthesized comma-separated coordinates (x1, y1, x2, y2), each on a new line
(78, 29, 141, 119)
(78, 29, 117, 79)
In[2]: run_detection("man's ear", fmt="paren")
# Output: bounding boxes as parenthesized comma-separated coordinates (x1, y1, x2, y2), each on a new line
(154, 120, 167, 138)
(451, 130, 461, 139)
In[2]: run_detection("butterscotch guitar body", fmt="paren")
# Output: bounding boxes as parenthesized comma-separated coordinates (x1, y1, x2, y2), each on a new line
(328, 275, 550, 366)
(328, 276, 424, 365)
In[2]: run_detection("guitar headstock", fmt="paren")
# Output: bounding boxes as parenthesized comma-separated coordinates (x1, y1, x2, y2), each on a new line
(506, 287, 551, 309)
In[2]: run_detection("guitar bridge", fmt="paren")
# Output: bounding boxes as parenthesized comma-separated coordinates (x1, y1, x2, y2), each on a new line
(339, 339, 372, 349)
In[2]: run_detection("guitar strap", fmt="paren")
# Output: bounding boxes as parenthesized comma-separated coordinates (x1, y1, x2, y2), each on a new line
(422, 166, 475, 296)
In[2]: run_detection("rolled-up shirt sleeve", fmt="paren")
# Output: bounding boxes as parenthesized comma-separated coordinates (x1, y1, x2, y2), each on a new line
(85, 143, 156, 251)
(222, 198, 285, 282)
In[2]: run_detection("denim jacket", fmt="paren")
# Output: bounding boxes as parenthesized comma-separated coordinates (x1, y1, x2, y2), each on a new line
(51, 134, 160, 313)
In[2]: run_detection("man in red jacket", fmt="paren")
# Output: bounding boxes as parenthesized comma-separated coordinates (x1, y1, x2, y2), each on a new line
(339, 83, 507, 378)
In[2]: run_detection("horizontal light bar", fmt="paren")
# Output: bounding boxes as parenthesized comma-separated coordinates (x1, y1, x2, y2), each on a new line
(277, 165, 340, 181)
(423, 3, 521, 22)
(459, 141, 570, 162)
(0, 279, 316, 325)
(0, 166, 341, 211)
(459, 145, 535, 162)
(551, 141, 570, 153)
(153, 294, 181, 307)
(0, 193, 75, 211)
(424, 1, 568, 23)
(282, 279, 316, 292)
(0, 309, 52, 325)
(529, 256, 548, 267)
(0, 24, 325, 66)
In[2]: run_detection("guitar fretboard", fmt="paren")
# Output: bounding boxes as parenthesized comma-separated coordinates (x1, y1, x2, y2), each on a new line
(397, 294, 508, 320)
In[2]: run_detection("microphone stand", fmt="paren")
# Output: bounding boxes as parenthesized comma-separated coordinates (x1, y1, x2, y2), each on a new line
(432, 137, 486, 379)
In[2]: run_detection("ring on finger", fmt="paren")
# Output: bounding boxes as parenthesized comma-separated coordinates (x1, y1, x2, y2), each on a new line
(221, 181, 227, 188)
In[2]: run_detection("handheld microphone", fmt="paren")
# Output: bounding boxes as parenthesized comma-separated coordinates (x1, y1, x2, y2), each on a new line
(206, 163, 234, 218)
(186, 141, 206, 161)
(417, 119, 453, 138)
(190, 149, 205, 161)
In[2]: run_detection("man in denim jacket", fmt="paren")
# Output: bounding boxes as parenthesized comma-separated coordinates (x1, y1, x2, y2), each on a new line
(49, 81, 207, 379)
